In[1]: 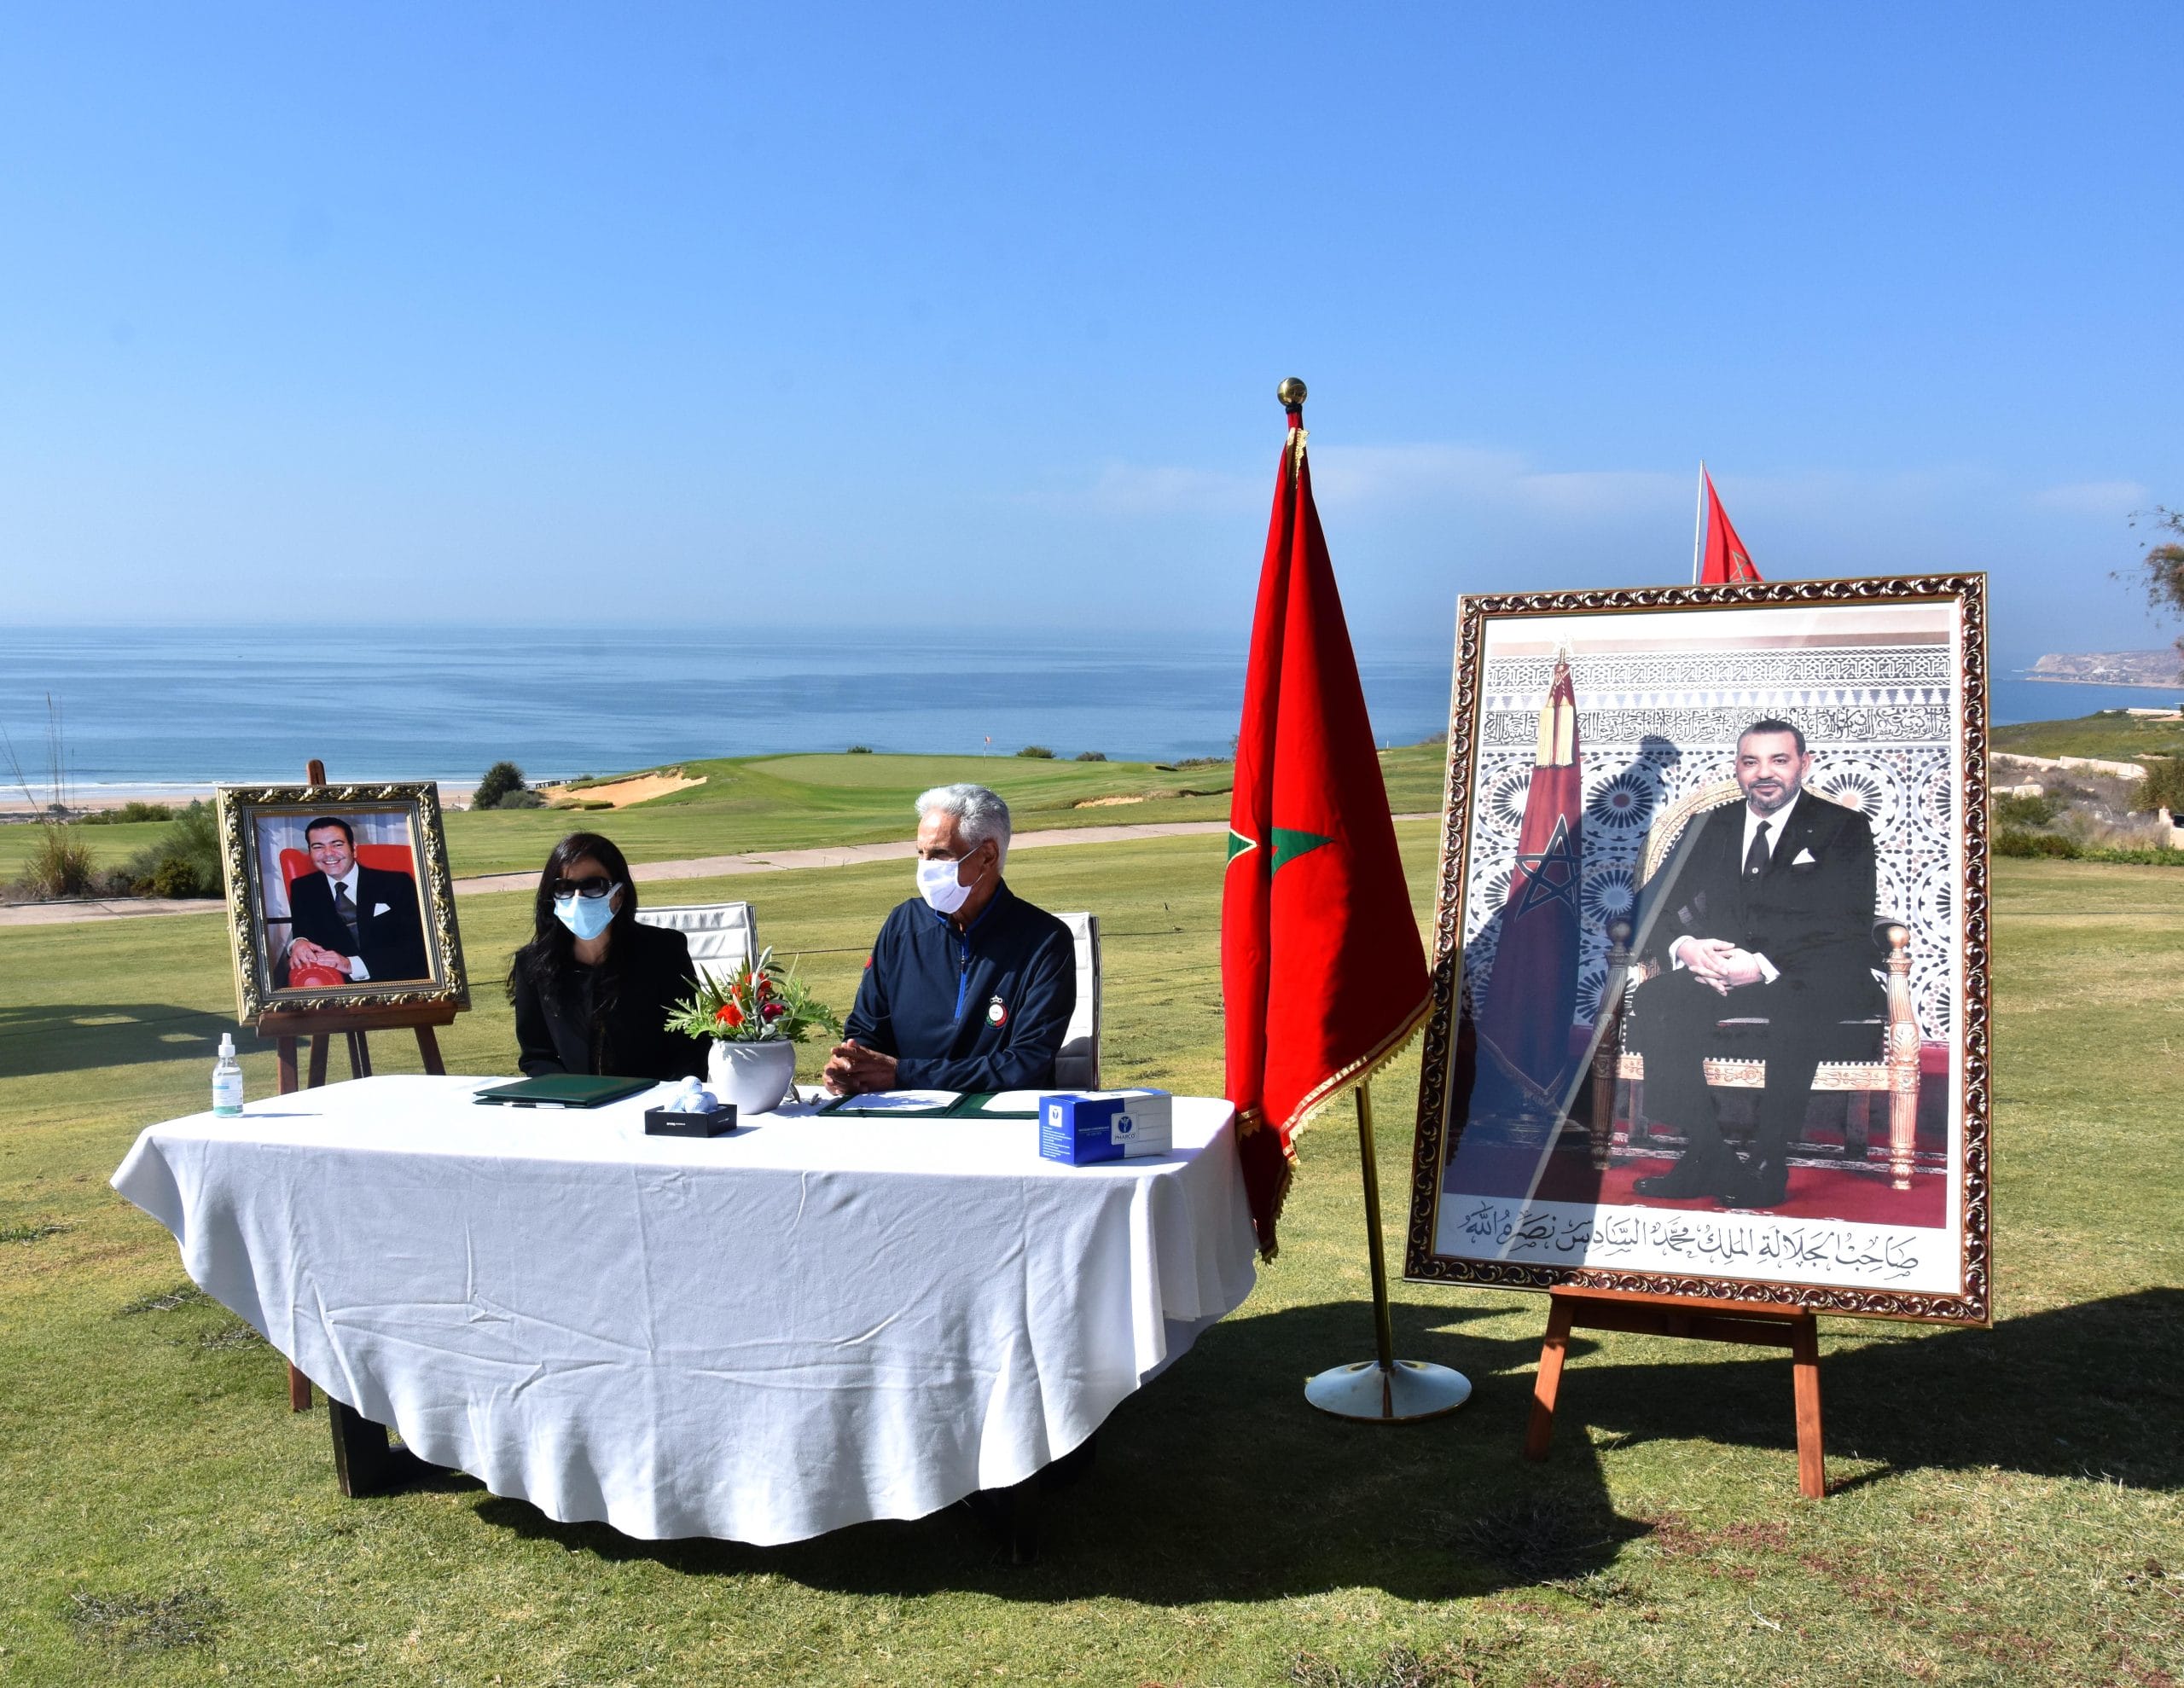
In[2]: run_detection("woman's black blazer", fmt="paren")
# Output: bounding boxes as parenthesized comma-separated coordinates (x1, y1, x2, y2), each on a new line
(512, 920, 712, 1082)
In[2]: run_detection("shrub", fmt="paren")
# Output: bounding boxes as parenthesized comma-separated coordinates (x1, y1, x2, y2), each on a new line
(1995, 827, 2081, 859)
(494, 789, 545, 810)
(1072, 750, 1107, 762)
(1175, 755, 1228, 769)
(1015, 745, 1055, 759)
(122, 801, 223, 898)
(846, 745, 874, 755)
(473, 761, 526, 809)
(1994, 791, 2062, 827)
(2130, 757, 2184, 815)
(80, 801, 176, 826)
(11, 824, 96, 899)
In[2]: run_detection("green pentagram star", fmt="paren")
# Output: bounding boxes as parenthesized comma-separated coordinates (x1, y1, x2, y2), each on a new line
(1228, 826, 1332, 873)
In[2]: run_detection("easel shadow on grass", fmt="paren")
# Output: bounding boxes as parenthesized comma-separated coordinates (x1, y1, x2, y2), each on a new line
(1554, 1287, 2184, 1494)
(0, 1004, 270, 1078)
(449, 1289, 2184, 1602)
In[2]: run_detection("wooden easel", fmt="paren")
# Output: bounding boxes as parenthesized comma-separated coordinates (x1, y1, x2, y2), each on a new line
(258, 757, 459, 1412)
(1525, 1285, 1826, 1499)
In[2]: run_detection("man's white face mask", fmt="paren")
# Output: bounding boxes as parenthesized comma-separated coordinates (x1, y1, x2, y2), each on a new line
(916, 849, 988, 915)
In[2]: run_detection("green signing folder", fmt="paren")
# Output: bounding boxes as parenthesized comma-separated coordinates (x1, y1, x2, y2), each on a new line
(473, 1075, 657, 1110)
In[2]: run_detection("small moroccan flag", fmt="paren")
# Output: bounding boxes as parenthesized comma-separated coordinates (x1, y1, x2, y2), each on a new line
(1698, 467, 1763, 583)
(1222, 391, 1431, 1257)
(1473, 656, 1584, 1108)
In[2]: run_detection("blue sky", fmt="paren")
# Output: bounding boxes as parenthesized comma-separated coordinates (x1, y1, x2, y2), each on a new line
(3, 3, 2179, 665)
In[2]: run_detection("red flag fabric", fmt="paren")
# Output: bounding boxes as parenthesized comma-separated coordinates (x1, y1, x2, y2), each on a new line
(1222, 404, 1431, 1257)
(1699, 469, 1762, 583)
(1473, 658, 1583, 1106)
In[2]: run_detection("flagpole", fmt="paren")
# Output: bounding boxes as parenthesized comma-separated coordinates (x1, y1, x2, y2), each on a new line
(1691, 461, 1707, 586)
(1304, 1081, 1472, 1421)
(1279, 382, 1467, 1424)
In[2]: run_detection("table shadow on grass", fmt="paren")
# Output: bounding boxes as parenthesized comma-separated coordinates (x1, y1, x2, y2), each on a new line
(0, 1004, 267, 1077)
(463, 1300, 1635, 1604)
(444, 1290, 2183, 1602)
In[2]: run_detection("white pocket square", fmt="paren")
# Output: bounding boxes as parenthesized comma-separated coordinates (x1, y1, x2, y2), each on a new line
(1791, 849, 1817, 866)
(372, 902, 392, 917)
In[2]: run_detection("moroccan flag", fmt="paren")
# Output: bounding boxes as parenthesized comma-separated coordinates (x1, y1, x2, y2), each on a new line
(1473, 658, 1583, 1109)
(1698, 467, 1762, 583)
(1223, 402, 1431, 1257)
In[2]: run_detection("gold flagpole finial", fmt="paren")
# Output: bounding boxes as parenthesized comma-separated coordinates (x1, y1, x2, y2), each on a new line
(1277, 379, 1309, 486)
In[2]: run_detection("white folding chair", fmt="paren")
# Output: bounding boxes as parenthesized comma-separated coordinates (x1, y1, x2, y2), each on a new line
(1051, 912, 1102, 1090)
(634, 901, 759, 989)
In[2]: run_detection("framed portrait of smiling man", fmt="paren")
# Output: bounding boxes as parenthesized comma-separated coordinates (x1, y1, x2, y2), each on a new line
(1403, 576, 1991, 1324)
(217, 782, 470, 1021)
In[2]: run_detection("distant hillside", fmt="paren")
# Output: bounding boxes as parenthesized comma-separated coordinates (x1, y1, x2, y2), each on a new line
(1991, 711, 2184, 762)
(2029, 650, 2182, 687)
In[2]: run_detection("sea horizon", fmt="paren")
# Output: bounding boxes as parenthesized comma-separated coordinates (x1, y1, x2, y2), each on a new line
(1, 624, 2172, 803)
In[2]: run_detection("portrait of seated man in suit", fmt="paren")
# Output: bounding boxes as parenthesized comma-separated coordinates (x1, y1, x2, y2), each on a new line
(280, 815, 431, 986)
(1623, 718, 1884, 1210)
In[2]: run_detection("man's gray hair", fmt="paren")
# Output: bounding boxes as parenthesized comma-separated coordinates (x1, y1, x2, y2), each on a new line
(915, 783, 1013, 863)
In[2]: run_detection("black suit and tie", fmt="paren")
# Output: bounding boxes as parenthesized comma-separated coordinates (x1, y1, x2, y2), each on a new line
(1626, 789, 1884, 1204)
(286, 864, 432, 984)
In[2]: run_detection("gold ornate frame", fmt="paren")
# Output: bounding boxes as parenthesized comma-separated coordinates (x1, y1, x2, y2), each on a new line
(1402, 574, 1991, 1325)
(216, 782, 470, 1022)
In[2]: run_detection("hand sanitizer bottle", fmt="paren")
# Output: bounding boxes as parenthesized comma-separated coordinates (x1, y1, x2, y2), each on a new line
(212, 1034, 244, 1117)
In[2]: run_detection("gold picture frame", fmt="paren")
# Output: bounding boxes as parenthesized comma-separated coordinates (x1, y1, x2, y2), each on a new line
(216, 782, 470, 1023)
(1403, 574, 1991, 1325)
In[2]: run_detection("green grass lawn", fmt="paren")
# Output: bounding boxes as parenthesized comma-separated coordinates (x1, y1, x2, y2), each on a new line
(1, 846, 2179, 1685)
(0, 745, 1452, 886)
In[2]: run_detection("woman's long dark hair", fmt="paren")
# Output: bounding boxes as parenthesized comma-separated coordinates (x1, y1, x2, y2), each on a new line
(505, 831, 643, 1003)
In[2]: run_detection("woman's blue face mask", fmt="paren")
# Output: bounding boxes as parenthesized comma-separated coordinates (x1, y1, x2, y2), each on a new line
(553, 885, 620, 941)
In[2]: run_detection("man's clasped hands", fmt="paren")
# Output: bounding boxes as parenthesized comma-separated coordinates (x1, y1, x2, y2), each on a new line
(288, 938, 356, 977)
(1671, 936, 1769, 995)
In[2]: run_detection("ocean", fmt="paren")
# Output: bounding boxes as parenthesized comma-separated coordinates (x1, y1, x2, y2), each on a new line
(0, 626, 2169, 798)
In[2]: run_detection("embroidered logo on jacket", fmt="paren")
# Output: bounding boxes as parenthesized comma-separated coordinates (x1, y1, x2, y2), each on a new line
(987, 996, 1008, 1027)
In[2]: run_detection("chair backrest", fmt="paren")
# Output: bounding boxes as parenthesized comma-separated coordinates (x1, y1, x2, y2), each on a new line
(1051, 911, 1102, 1091)
(1637, 779, 1740, 884)
(634, 901, 758, 988)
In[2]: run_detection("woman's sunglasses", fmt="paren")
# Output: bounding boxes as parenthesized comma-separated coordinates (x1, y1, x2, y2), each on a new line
(551, 875, 619, 901)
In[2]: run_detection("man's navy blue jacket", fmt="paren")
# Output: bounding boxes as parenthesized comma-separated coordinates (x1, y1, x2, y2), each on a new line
(843, 879, 1077, 1091)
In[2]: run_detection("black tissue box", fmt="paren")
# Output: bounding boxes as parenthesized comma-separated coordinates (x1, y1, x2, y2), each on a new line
(643, 1105, 739, 1138)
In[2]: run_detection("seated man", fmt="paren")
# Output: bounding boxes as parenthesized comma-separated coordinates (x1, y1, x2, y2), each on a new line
(823, 784, 1077, 1096)
(282, 815, 430, 986)
(1624, 719, 1884, 1209)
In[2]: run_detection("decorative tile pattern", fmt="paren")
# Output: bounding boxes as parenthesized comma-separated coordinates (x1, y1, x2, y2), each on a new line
(1463, 643, 1959, 1041)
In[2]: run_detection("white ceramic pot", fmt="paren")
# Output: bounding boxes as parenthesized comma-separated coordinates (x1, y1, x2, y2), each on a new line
(706, 1038, 799, 1117)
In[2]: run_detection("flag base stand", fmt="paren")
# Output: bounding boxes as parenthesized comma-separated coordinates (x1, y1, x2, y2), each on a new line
(1304, 1357, 1472, 1423)
(1302, 1082, 1471, 1424)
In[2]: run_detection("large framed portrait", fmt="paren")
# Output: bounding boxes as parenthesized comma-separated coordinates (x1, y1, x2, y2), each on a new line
(216, 783, 469, 1021)
(1403, 576, 1989, 1323)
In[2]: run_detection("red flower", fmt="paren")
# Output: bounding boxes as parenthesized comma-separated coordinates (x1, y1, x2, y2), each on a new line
(715, 1001, 746, 1028)
(761, 1001, 787, 1020)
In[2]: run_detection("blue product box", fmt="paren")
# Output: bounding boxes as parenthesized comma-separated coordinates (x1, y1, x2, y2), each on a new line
(1039, 1091, 1174, 1164)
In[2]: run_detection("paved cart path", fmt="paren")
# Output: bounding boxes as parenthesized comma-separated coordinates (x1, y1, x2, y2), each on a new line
(3, 815, 1441, 929)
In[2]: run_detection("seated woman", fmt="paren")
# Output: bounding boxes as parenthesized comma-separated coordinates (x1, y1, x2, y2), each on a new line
(508, 832, 710, 1082)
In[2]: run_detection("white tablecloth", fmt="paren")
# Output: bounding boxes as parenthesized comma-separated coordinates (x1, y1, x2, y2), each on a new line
(111, 1075, 1256, 1544)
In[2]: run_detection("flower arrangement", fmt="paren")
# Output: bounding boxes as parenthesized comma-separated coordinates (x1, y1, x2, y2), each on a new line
(665, 947, 841, 1045)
